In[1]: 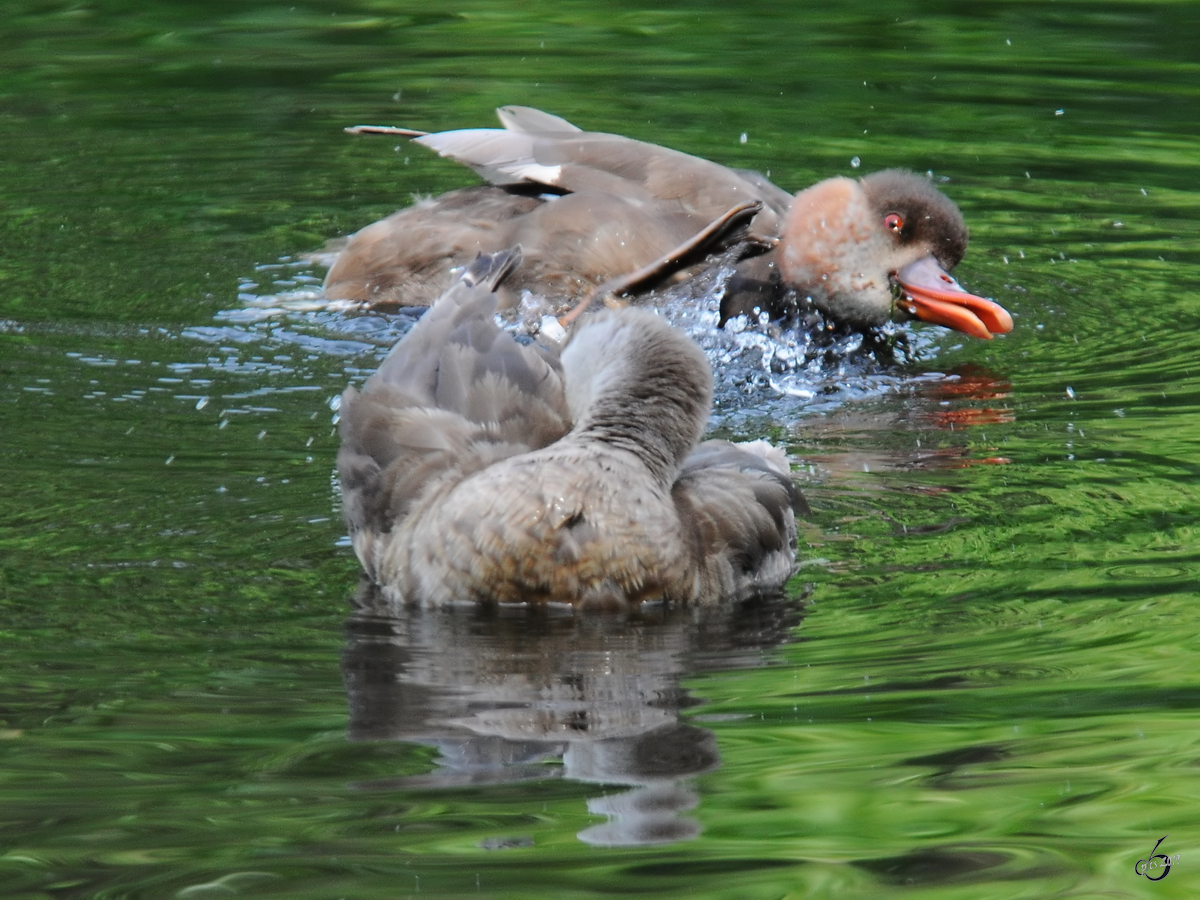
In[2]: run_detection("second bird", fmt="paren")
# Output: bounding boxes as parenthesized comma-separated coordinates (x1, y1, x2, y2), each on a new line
(323, 105, 1012, 341)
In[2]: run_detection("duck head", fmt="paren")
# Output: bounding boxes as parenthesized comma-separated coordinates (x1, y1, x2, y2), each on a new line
(779, 170, 1012, 339)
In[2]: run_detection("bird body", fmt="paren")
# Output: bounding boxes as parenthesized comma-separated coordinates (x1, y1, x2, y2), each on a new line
(324, 106, 1011, 339)
(337, 249, 803, 608)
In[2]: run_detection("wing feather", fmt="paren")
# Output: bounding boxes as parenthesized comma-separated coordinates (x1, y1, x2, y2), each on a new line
(673, 440, 804, 599)
(414, 121, 789, 232)
(414, 129, 549, 187)
(338, 249, 571, 576)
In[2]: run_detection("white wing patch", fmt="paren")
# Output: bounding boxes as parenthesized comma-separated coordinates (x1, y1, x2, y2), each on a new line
(505, 163, 563, 185)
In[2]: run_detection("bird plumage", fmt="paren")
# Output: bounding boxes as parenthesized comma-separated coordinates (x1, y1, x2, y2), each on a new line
(322, 106, 1011, 339)
(337, 248, 803, 608)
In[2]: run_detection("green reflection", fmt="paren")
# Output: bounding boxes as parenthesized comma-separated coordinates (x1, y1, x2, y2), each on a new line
(3, 0, 1200, 897)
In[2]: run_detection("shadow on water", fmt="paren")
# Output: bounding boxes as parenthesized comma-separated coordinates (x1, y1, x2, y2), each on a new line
(341, 584, 804, 847)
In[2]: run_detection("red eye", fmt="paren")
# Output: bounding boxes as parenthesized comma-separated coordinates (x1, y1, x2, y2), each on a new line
(884, 213, 904, 233)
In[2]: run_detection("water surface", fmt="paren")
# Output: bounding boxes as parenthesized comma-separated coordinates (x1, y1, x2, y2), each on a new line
(2, 1, 1200, 897)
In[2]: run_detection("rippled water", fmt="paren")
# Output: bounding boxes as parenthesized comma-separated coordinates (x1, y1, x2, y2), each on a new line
(3, 1, 1200, 897)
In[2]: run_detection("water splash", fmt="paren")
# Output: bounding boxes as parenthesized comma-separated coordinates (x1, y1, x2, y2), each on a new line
(217, 255, 945, 430)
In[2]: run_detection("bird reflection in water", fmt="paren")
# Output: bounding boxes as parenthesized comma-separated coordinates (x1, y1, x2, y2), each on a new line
(341, 582, 803, 846)
(799, 364, 1015, 480)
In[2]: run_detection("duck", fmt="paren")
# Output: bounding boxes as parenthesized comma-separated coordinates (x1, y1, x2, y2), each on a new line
(323, 106, 1012, 340)
(336, 247, 805, 608)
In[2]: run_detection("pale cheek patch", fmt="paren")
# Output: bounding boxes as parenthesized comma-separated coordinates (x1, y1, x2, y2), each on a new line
(780, 178, 876, 285)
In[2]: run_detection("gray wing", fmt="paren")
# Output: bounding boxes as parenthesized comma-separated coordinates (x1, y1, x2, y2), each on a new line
(414, 118, 790, 229)
(673, 440, 807, 600)
(321, 187, 543, 307)
(337, 249, 571, 576)
(414, 128, 549, 188)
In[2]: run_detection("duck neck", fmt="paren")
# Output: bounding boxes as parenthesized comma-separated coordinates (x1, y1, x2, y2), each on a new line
(561, 313, 712, 485)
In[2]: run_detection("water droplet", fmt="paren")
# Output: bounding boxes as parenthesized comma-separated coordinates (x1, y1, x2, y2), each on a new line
(739, 132, 747, 144)
(850, 156, 861, 168)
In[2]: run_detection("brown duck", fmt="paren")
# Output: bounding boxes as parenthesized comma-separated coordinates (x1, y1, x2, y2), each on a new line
(324, 106, 1012, 340)
(336, 248, 805, 608)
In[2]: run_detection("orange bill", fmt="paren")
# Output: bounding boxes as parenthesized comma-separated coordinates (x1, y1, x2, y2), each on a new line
(895, 257, 1013, 340)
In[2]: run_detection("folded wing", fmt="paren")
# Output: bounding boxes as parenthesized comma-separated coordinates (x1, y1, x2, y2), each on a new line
(337, 248, 571, 576)
(414, 107, 791, 228)
(673, 440, 806, 601)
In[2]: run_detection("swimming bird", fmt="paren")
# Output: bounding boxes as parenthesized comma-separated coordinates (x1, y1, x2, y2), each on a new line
(324, 106, 1011, 340)
(336, 247, 804, 608)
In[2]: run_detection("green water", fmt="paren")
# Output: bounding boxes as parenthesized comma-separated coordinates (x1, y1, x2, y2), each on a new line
(3, 1, 1200, 897)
